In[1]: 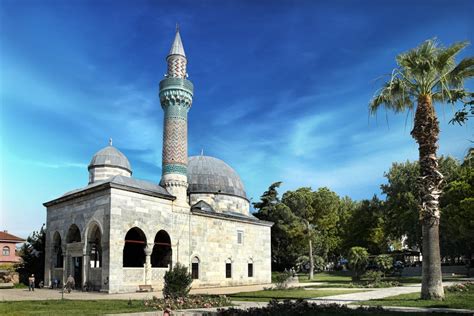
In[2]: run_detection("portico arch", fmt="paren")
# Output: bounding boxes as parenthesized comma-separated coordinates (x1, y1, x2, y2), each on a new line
(123, 227, 146, 267)
(151, 230, 172, 268)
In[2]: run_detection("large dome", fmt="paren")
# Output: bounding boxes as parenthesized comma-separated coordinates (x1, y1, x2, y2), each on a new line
(88, 145, 132, 173)
(187, 156, 247, 199)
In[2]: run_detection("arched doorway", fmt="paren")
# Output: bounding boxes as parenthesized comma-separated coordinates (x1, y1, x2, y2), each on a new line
(66, 224, 82, 289)
(53, 232, 63, 268)
(86, 223, 102, 291)
(123, 227, 146, 267)
(151, 230, 172, 268)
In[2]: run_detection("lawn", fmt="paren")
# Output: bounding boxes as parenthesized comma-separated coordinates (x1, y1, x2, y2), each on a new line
(0, 300, 151, 316)
(298, 272, 352, 284)
(357, 290, 474, 310)
(229, 288, 366, 302)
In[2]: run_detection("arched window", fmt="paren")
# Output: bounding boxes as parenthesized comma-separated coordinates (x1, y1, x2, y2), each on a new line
(66, 224, 81, 243)
(191, 257, 199, 280)
(123, 227, 146, 267)
(151, 230, 172, 268)
(248, 259, 254, 277)
(225, 258, 232, 279)
(53, 232, 63, 268)
(88, 224, 102, 268)
(2, 246, 10, 256)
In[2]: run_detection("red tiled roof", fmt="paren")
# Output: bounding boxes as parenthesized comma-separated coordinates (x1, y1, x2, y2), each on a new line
(0, 231, 26, 243)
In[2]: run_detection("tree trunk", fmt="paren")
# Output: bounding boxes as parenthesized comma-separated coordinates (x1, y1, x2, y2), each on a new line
(309, 239, 314, 280)
(411, 95, 445, 300)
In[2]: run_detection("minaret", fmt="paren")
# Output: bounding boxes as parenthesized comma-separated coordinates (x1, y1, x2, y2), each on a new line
(159, 27, 193, 204)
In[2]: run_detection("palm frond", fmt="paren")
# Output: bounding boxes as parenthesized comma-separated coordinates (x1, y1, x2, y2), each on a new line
(446, 57, 474, 88)
(370, 77, 414, 114)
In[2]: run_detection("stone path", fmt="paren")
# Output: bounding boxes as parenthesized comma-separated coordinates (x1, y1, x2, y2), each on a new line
(0, 284, 274, 301)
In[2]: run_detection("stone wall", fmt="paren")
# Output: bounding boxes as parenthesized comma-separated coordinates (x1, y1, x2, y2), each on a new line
(189, 193, 250, 215)
(46, 184, 271, 293)
(44, 189, 110, 289)
(89, 166, 131, 183)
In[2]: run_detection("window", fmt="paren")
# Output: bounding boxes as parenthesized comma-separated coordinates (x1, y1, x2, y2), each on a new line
(237, 230, 243, 245)
(191, 257, 199, 280)
(225, 259, 232, 278)
(2, 246, 10, 256)
(248, 263, 253, 277)
(151, 230, 172, 268)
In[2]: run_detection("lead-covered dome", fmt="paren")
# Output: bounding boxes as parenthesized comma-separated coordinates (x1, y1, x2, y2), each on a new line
(187, 156, 247, 199)
(88, 145, 132, 183)
(89, 146, 132, 173)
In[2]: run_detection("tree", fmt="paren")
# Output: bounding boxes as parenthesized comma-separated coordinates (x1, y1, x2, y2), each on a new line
(382, 157, 462, 253)
(17, 225, 46, 285)
(347, 247, 369, 282)
(253, 182, 301, 270)
(282, 188, 316, 279)
(311, 188, 340, 261)
(370, 39, 474, 300)
(163, 263, 192, 298)
(343, 196, 386, 255)
(439, 150, 474, 266)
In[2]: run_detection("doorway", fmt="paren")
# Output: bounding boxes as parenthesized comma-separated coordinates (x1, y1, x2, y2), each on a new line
(73, 257, 82, 289)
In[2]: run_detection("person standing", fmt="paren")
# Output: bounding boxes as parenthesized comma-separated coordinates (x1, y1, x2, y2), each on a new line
(28, 274, 35, 291)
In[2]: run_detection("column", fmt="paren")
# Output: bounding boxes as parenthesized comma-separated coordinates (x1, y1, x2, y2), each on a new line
(144, 244, 153, 285)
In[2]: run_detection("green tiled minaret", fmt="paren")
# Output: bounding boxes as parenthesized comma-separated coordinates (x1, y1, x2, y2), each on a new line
(159, 28, 193, 202)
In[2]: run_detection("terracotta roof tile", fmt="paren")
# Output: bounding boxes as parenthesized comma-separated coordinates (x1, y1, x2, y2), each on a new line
(0, 231, 26, 242)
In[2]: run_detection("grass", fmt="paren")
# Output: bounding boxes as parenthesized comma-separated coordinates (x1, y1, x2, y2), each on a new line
(356, 290, 474, 310)
(0, 299, 152, 316)
(297, 272, 467, 288)
(229, 288, 366, 302)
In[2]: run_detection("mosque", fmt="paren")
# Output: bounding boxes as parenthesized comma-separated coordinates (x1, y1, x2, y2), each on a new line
(43, 30, 272, 293)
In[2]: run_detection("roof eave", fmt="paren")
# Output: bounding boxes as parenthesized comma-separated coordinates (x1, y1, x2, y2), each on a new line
(44, 182, 175, 207)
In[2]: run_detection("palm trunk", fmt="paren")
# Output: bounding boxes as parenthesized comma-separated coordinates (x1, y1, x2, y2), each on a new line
(411, 95, 445, 300)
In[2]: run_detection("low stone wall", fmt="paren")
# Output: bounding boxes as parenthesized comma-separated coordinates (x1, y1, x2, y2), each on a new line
(0, 270, 19, 284)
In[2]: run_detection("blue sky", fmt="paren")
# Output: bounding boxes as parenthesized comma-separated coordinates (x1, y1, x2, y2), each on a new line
(1, 0, 473, 237)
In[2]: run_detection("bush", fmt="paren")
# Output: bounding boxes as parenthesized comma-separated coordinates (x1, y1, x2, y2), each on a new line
(446, 281, 474, 293)
(347, 247, 369, 281)
(273, 270, 292, 289)
(163, 263, 193, 299)
(217, 299, 386, 315)
(362, 270, 383, 284)
(375, 254, 393, 277)
(144, 295, 231, 310)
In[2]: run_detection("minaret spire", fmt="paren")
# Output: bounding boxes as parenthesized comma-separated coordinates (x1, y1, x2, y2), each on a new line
(166, 27, 187, 78)
(159, 28, 194, 205)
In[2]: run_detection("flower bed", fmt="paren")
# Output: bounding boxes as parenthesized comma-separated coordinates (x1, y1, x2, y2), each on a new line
(143, 295, 232, 311)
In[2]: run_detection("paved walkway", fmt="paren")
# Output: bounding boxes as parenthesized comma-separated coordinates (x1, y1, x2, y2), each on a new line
(0, 284, 276, 301)
(309, 283, 425, 304)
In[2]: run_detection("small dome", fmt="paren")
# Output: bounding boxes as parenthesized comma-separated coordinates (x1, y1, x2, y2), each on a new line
(187, 155, 247, 199)
(88, 145, 132, 173)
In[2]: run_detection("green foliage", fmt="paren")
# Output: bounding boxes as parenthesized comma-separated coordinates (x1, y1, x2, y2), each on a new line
(254, 182, 302, 271)
(362, 270, 383, 284)
(440, 155, 474, 260)
(273, 270, 292, 290)
(16, 225, 45, 285)
(382, 156, 462, 251)
(219, 300, 386, 315)
(375, 254, 393, 277)
(347, 247, 369, 281)
(343, 196, 386, 254)
(162, 263, 193, 299)
(143, 295, 231, 310)
(370, 39, 473, 114)
(446, 281, 474, 293)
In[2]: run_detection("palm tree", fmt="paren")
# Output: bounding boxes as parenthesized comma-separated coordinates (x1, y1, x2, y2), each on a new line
(370, 39, 473, 300)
